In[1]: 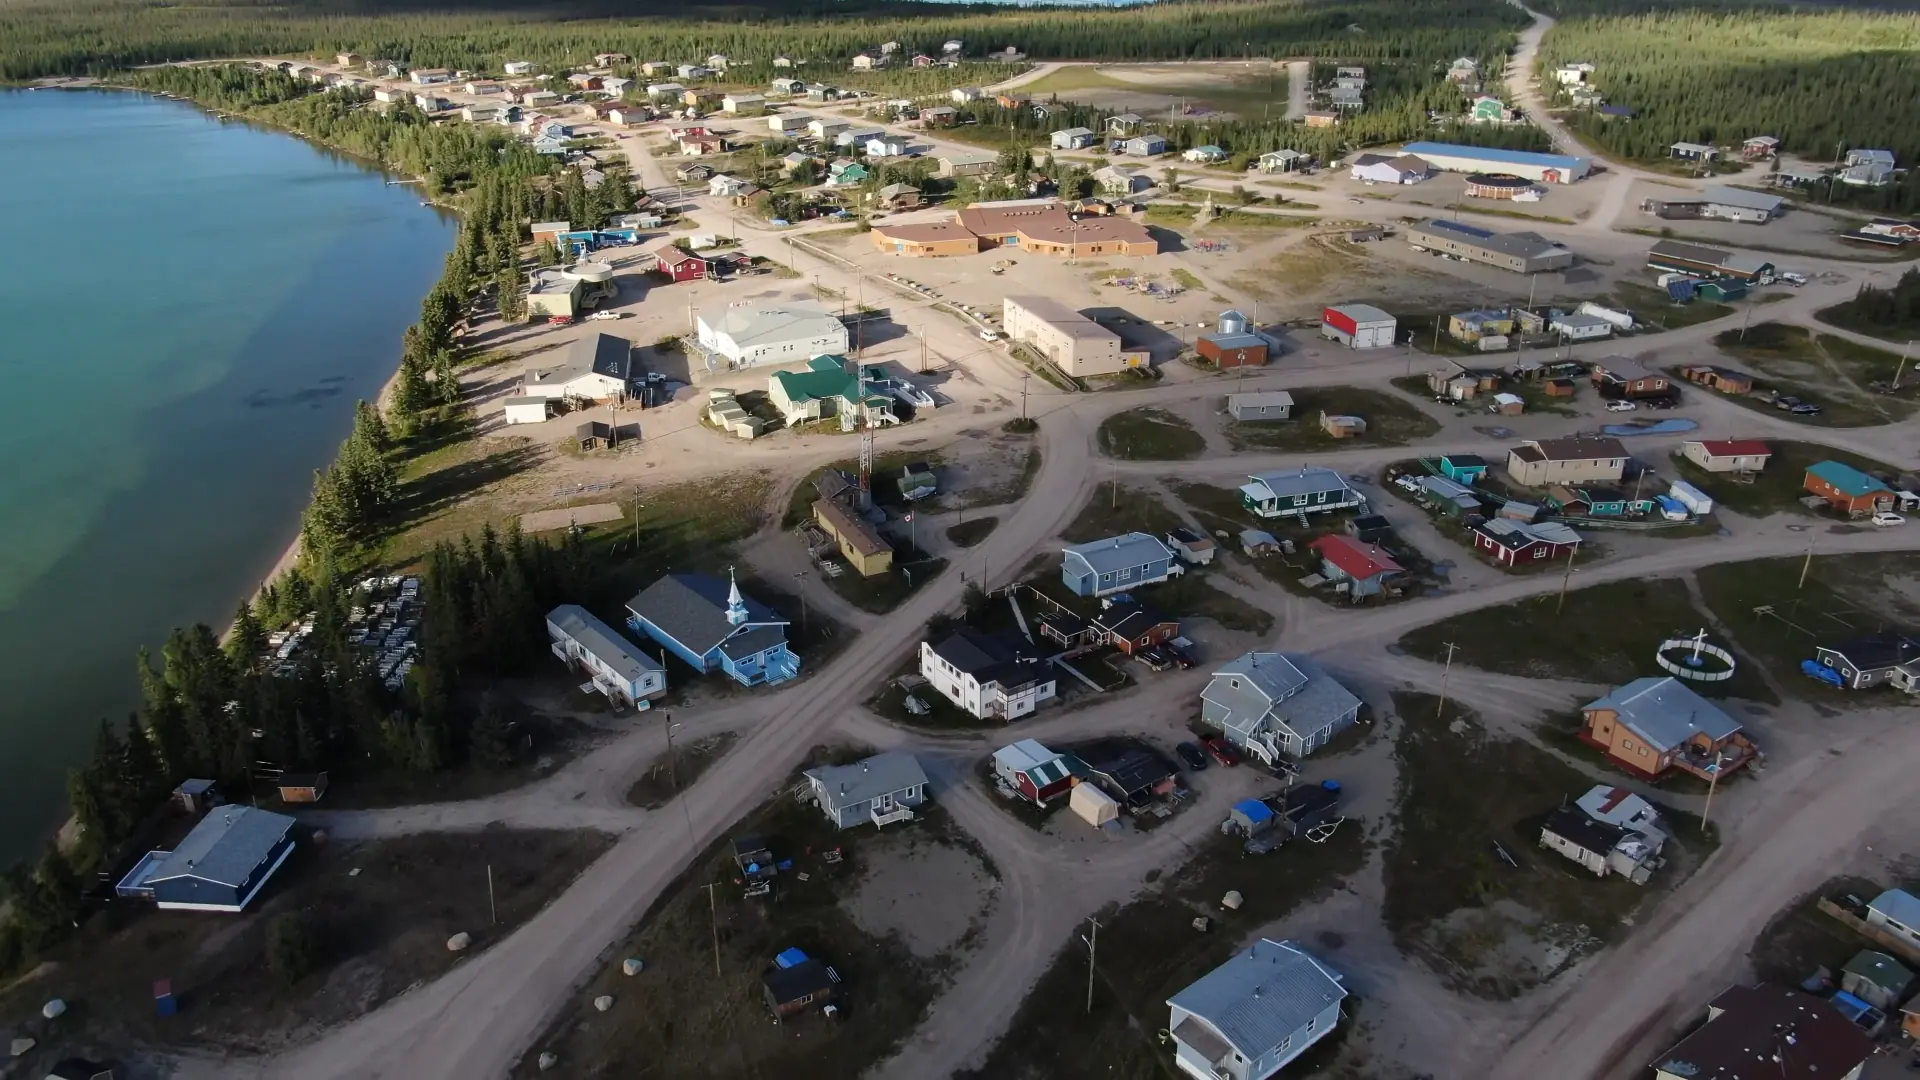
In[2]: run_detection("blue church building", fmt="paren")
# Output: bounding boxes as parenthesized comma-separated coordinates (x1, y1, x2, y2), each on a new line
(626, 571, 800, 686)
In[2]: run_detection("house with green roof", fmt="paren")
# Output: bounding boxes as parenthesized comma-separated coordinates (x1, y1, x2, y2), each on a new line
(768, 356, 899, 429)
(1804, 460, 1896, 516)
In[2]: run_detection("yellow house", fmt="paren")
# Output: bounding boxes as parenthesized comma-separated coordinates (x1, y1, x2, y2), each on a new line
(1447, 309, 1516, 343)
(812, 499, 894, 577)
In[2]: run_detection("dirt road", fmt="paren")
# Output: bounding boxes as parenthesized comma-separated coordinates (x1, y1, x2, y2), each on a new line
(1493, 707, 1920, 1080)
(1284, 60, 1309, 121)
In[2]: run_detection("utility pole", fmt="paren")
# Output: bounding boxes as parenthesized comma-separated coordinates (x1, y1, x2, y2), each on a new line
(1895, 339, 1913, 391)
(1699, 750, 1727, 835)
(1798, 532, 1816, 589)
(1082, 917, 1101, 1013)
(1435, 642, 1458, 720)
(1020, 372, 1030, 421)
(793, 571, 810, 632)
(1555, 542, 1580, 614)
(487, 863, 497, 925)
(700, 882, 723, 977)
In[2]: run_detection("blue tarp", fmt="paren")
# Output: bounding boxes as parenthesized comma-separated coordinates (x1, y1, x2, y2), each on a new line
(1232, 798, 1276, 823)
(774, 948, 809, 969)
(1666, 279, 1697, 302)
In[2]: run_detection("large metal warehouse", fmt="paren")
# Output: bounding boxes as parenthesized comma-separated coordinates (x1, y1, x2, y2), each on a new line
(1646, 240, 1777, 283)
(1396, 141, 1592, 184)
(1320, 304, 1397, 349)
(1406, 219, 1575, 274)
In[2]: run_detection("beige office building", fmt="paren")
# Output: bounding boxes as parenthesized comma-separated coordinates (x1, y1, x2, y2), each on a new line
(1003, 296, 1143, 378)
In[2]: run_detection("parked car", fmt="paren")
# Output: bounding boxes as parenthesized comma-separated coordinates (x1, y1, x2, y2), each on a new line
(1873, 511, 1905, 526)
(1175, 741, 1209, 771)
(1137, 645, 1175, 671)
(1790, 402, 1822, 415)
(1772, 394, 1805, 411)
(1202, 737, 1239, 766)
(587, 310, 626, 320)
(1604, 399, 1637, 413)
(1165, 643, 1195, 670)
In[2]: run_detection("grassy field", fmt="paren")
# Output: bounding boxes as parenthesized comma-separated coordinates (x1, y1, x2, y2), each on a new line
(1143, 203, 1320, 230)
(1224, 387, 1440, 451)
(1062, 485, 1190, 544)
(1016, 64, 1291, 118)
(946, 516, 1000, 547)
(1385, 693, 1694, 998)
(1223, 233, 1369, 300)
(824, 554, 949, 614)
(1668, 440, 1900, 518)
(626, 732, 738, 809)
(1096, 406, 1207, 460)
(0, 829, 612, 1059)
(1748, 876, 1885, 985)
(1611, 282, 1733, 331)
(1397, 577, 1777, 703)
(1694, 553, 1920, 708)
(954, 820, 1367, 1079)
(513, 786, 985, 1080)
(1712, 322, 1915, 425)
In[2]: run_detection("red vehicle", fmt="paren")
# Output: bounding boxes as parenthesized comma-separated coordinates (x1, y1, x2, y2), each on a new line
(1202, 737, 1239, 767)
(547, 315, 574, 326)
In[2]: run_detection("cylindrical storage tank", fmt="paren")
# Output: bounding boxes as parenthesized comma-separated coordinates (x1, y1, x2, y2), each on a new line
(565, 262, 615, 283)
(1218, 309, 1251, 336)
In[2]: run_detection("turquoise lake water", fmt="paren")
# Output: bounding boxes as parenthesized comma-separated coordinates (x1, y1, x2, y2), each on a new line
(0, 89, 455, 865)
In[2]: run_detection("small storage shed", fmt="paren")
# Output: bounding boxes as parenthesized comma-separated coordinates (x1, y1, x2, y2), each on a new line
(1228, 798, 1277, 836)
(277, 772, 329, 804)
(1227, 391, 1294, 422)
(174, 779, 220, 814)
(503, 396, 553, 425)
(1071, 782, 1120, 827)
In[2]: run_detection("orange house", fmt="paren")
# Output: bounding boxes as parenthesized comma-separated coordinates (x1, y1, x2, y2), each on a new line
(1579, 678, 1757, 781)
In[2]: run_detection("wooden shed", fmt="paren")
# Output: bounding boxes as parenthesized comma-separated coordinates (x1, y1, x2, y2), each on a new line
(1319, 412, 1367, 439)
(277, 772, 329, 804)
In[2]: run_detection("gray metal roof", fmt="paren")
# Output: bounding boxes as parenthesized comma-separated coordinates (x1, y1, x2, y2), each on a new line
(1583, 677, 1740, 750)
(1872, 889, 1920, 931)
(1699, 185, 1786, 213)
(1413, 219, 1567, 261)
(1243, 467, 1353, 502)
(806, 751, 929, 811)
(147, 806, 295, 888)
(1167, 939, 1346, 1058)
(627, 573, 786, 657)
(1203, 652, 1359, 743)
(1063, 532, 1174, 576)
(548, 604, 662, 682)
(1228, 391, 1294, 410)
(697, 302, 843, 348)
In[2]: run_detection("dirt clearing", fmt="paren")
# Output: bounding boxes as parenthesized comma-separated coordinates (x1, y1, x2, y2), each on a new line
(843, 827, 996, 959)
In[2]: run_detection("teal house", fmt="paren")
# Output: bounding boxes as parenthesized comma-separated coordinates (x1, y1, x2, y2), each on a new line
(1438, 454, 1489, 485)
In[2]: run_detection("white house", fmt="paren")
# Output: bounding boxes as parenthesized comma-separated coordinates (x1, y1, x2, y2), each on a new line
(545, 604, 666, 707)
(521, 332, 632, 402)
(1549, 311, 1613, 341)
(503, 61, 534, 76)
(1167, 939, 1347, 1080)
(802, 751, 928, 829)
(694, 302, 851, 368)
(866, 135, 909, 157)
(1350, 153, 1430, 185)
(950, 86, 982, 103)
(1868, 890, 1920, 952)
(920, 628, 1057, 721)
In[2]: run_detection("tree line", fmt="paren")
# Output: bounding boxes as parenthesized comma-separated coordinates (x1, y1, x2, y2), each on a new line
(2, 0, 1527, 82)
(1822, 268, 1920, 337)
(1538, 7, 1920, 211)
(1, 525, 594, 973)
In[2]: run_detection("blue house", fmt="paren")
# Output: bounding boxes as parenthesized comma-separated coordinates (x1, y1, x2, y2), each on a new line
(1438, 453, 1489, 485)
(1062, 532, 1178, 597)
(627, 571, 799, 686)
(115, 806, 297, 912)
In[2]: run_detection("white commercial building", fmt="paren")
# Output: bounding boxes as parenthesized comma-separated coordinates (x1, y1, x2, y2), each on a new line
(1395, 141, 1591, 184)
(545, 604, 665, 707)
(1004, 295, 1141, 378)
(695, 302, 850, 368)
(1320, 303, 1397, 349)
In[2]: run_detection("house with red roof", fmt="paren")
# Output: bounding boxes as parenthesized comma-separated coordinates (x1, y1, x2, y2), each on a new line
(1680, 439, 1771, 474)
(1308, 535, 1404, 599)
(648, 244, 710, 283)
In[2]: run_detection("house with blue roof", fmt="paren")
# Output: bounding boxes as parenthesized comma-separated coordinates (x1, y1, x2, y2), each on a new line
(626, 571, 799, 686)
(115, 806, 298, 912)
(1062, 532, 1179, 597)
(1397, 141, 1591, 184)
(1166, 938, 1347, 1080)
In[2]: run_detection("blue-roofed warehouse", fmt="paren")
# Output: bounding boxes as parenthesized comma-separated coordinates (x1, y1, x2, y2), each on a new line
(1396, 141, 1591, 184)
(116, 806, 298, 912)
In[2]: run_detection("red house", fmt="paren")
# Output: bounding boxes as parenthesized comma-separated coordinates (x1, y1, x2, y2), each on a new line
(1090, 602, 1179, 656)
(1308, 534, 1404, 597)
(1470, 518, 1582, 565)
(992, 739, 1075, 805)
(649, 244, 709, 283)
